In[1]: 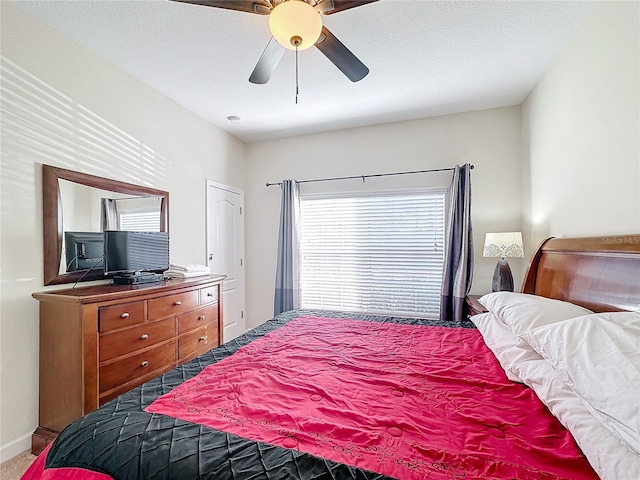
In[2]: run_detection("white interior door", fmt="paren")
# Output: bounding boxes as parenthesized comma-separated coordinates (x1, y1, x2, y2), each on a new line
(206, 180, 245, 342)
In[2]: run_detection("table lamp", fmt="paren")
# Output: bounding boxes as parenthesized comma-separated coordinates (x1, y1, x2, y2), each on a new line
(483, 232, 524, 292)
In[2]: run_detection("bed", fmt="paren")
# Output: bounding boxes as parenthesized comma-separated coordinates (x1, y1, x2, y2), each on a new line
(22, 234, 640, 480)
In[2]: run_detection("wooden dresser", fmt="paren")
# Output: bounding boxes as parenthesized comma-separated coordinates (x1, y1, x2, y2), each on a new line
(31, 274, 225, 454)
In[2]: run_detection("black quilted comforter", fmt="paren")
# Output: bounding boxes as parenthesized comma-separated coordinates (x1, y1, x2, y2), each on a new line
(43, 310, 472, 480)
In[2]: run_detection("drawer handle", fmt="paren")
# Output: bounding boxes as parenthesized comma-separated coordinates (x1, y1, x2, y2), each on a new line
(141, 361, 149, 368)
(120, 312, 130, 319)
(140, 334, 149, 340)
(198, 315, 206, 321)
(174, 301, 182, 306)
(199, 336, 207, 342)
(207, 292, 214, 297)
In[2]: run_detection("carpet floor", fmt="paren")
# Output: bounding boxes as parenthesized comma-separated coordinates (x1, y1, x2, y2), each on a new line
(1, 450, 36, 480)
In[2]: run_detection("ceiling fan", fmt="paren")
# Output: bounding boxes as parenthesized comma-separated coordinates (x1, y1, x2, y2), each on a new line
(171, 0, 378, 84)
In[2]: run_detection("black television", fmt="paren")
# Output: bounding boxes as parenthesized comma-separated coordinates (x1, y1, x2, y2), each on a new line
(103, 230, 169, 284)
(64, 232, 104, 272)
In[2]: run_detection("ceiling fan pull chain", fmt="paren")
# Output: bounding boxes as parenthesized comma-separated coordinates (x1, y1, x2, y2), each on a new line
(295, 44, 299, 104)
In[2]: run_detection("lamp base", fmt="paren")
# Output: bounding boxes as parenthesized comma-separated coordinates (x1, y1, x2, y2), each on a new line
(492, 259, 514, 292)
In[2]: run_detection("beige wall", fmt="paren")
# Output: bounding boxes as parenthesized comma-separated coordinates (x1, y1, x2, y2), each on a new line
(522, 1, 640, 252)
(0, 4, 246, 460)
(244, 107, 523, 327)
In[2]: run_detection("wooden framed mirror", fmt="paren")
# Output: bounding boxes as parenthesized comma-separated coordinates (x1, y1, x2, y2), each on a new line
(43, 164, 169, 285)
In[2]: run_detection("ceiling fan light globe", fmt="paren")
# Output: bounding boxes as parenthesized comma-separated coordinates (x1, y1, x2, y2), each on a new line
(269, 0, 322, 50)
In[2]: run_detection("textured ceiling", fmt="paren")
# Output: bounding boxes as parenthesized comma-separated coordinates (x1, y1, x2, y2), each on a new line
(14, 0, 594, 143)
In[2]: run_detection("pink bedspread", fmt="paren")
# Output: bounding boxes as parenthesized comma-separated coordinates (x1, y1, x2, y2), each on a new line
(146, 316, 597, 480)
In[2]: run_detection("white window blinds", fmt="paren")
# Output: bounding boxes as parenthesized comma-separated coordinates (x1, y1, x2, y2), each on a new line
(116, 196, 162, 232)
(299, 189, 446, 318)
(119, 211, 161, 231)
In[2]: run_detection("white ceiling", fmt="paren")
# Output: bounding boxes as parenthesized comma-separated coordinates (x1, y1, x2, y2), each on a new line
(14, 0, 594, 143)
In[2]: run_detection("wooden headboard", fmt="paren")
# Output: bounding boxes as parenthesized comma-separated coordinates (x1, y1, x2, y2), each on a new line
(521, 234, 640, 313)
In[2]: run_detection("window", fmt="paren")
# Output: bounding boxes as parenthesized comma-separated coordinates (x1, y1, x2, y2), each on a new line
(299, 189, 446, 318)
(115, 196, 162, 232)
(118, 211, 161, 231)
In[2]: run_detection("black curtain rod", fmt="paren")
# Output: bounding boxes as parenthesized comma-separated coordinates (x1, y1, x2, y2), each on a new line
(265, 165, 474, 187)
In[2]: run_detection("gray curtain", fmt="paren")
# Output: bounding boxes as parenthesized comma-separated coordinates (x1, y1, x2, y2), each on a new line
(274, 180, 300, 316)
(101, 198, 118, 231)
(440, 164, 474, 323)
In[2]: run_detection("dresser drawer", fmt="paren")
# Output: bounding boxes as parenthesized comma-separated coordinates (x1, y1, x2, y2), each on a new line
(147, 290, 199, 320)
(99, 301, 145, 332)
(199, 285, 219, 305)
(178, 323, 218, 360)
(99, 317, 176, 362)
(99, 340, 176, 393)
(178, 325, 207, 360)
(177, 304, 218, 335)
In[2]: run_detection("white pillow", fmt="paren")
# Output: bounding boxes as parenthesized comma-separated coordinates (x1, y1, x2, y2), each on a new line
(470, 312, 541, 383)
(478, 292, 593, 338)
(519, 311, 640, 456)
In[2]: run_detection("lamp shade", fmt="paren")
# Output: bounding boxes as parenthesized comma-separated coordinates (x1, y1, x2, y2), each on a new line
(483, 232, 524, 259)
(269, 0, 322, 50)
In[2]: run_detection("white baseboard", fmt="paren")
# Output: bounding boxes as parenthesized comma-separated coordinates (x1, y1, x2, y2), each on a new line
(0, 432, 32, 464)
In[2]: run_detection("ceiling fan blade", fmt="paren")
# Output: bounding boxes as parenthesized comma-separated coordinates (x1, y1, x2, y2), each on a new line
(314, 26, 369, 82)
(315, 0, 379, 15)
(249, 37, 286, 84)
(170, 0, 272, 15)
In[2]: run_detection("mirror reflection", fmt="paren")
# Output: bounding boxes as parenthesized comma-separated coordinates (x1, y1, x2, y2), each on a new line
(58, 179, 163, 275)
